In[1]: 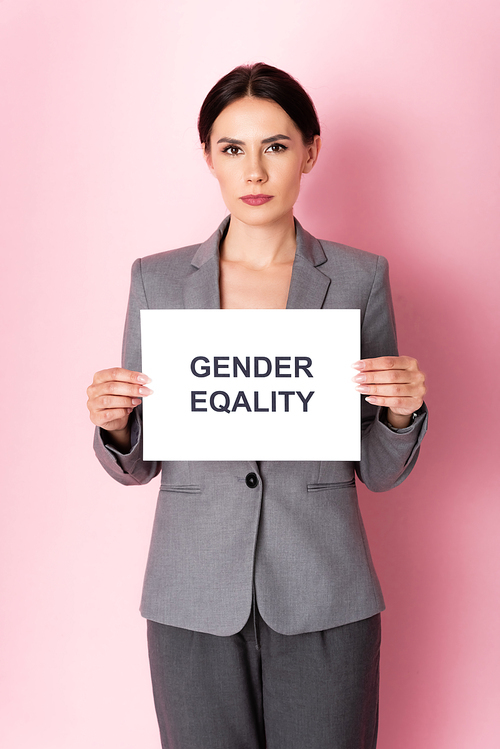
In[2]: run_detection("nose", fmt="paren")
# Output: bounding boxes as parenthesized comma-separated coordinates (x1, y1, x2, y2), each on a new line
(245, 152, 267, 184)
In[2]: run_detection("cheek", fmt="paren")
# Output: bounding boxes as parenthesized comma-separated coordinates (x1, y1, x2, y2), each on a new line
(212, 168, 240, 207)
(280, 162, 303, 194)
(213, 163, 236, 189)
(217, 174, 235, 198)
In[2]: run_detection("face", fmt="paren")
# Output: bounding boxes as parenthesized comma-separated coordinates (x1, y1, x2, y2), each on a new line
(204, 97, 321, 228)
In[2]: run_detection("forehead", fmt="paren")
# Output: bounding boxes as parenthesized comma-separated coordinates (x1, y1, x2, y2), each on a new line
(211, 97, 300, 139)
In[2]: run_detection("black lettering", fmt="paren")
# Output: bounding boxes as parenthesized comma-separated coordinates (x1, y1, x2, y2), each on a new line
(278, 391, 295, 412)
(191, 356, 210, 377)
(231, 391, 252, 412)
(233, 356, 251, 377)
(191, 391, 207, 411)
(214, 356, 230, 377)
(295, 357, 313, 377)
(254, 357, 272, 377)
(275, 356, 292, 377)
(254, 392, 269, 412)
(296, 391, 315, 411)
(210, 391, 230, 412)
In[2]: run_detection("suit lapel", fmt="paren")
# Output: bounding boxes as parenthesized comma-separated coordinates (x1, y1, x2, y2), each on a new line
(182, 217, 230, 310)
(286, 220, 331, 309)
(182, 255, 221, 309)
(286, 257, 331, 309)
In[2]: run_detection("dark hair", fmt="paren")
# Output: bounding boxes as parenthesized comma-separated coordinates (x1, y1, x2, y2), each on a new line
(198, 63, 320, 152)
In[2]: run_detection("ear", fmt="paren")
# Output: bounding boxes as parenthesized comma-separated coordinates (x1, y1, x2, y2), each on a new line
(203, 144, 215, 173)
(302, 135, 322, 175)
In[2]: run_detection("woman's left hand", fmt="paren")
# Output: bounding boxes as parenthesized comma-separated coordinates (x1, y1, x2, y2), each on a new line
(352, 356, 426, 429)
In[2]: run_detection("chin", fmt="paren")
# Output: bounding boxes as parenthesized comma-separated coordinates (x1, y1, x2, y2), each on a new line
(230, 204, 293, 228)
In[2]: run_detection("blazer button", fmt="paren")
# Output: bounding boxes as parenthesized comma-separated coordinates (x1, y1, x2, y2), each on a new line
(245, 472, 259, 489)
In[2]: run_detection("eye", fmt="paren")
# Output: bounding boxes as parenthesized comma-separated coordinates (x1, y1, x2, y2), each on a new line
(265, 143, 288, 153)
(222, 145, 243, 156)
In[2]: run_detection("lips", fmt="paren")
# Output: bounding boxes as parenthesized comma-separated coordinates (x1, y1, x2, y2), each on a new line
(240, 194, 274, 206)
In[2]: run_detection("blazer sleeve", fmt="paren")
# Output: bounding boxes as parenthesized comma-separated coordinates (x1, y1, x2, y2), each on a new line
(356, 255, 428, 492)
(93, 258, 161, 486)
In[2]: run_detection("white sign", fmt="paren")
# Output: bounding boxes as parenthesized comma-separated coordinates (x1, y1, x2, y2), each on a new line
(140, 309, 360, 461)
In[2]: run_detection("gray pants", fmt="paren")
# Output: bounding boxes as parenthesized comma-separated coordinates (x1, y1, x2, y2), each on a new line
(147, 604, 380, 749)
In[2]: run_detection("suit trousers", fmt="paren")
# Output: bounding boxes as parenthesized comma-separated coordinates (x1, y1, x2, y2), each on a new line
(147, 602, 381, 749)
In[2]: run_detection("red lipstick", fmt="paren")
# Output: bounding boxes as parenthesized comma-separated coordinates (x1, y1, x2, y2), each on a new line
(240, 194, 274, 206)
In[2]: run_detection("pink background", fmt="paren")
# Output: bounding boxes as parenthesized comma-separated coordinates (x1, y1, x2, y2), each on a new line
(1, 1, 499, 747)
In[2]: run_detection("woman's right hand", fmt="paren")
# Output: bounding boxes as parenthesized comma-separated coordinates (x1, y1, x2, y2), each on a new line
(87, 367, 153, 437)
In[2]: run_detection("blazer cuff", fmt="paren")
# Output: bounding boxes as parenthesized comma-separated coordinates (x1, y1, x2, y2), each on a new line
(378, 405, 427, 434)
(93, 410, 144, 481)
(101, 411, 141, 461)
(372, 404, 428, 461)
(358, 403, 428, 491)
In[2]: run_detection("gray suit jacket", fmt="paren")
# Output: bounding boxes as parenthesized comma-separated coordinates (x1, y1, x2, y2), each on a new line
(94, 216, 428, 636)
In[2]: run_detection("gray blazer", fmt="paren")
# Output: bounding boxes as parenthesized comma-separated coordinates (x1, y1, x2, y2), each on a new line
(94, 217, 428, 636)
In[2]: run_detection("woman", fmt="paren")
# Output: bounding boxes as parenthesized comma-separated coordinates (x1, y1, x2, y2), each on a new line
(87, 63, 427, 749)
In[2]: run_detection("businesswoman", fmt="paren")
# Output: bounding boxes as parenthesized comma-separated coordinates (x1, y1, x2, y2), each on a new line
(87, 64, 427, 749)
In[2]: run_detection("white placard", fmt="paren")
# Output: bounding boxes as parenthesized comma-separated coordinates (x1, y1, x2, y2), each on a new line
(140, 310, 360, 461)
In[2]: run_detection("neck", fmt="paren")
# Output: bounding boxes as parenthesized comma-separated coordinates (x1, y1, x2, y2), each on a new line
(220, 213, 297, 269)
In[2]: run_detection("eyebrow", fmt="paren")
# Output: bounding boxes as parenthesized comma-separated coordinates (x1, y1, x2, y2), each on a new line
(216, 134, 292, 145)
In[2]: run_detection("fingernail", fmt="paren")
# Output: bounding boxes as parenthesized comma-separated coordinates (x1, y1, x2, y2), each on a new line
(365, 396, 378, 404)
(139, 387, 153, 395)
(355, 386, 370, 394)
(352, 373, 366, 383)
(131, 398, 141, 406)
(137, 374, 151, 384)
(352, 361, 365, 370)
